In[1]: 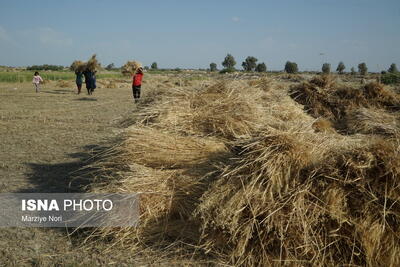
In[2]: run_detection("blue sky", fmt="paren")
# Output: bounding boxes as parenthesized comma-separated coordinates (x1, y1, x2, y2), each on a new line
(0, 0, 399, 71)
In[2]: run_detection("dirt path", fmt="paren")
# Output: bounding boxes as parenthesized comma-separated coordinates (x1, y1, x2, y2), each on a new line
(0, 82, 141, 266)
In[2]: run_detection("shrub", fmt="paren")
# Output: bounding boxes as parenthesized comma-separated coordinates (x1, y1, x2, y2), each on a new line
(322, 63, 331, 74)
(255, 62, 267, 72)
(381, 72, 400, 85)
(285, 61, 298, 73)
(27, 64, 64, 71)
(358, 62, 368, 75)
(219, 68, 235, 74)
(388, 63, 398, 73)
(336, 62, 345, 74)
(210, 63, 217, 72)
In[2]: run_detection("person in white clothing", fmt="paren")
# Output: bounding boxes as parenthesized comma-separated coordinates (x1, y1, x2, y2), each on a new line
(32, 72, 43, 93)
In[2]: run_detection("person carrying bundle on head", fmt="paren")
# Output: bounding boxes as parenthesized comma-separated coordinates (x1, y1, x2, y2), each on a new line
(132, 67, 144, 103)
(83, 69, 96, 95)
(75, 70, 83, 94)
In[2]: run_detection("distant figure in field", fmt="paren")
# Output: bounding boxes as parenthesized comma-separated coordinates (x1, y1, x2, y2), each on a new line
(32, 72, 43, 93)
(83, 69, 96, 95)
(132, 67, 144, 103)
(75, 70, 83, 94)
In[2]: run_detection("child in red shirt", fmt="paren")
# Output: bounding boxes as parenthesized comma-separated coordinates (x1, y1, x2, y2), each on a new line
(132, 67, 144, 103)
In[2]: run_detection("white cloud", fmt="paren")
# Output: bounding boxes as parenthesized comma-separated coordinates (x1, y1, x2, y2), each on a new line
(232, 16, 240, 22)
(38, 27, 73, 47)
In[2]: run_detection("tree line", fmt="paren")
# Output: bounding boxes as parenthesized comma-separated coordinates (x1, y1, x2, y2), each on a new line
(210, 54, 399, 77)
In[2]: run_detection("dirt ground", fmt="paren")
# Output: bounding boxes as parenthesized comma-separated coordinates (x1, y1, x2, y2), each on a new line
(0, 81, 145, 266)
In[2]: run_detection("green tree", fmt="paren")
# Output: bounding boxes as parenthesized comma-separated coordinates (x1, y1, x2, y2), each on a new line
(350, 67, 356, 75)
(388, 63, 398, 73)
(151, 62, 158, 70)
(222, 54, 236, 70)
(105, 63, 115, 71)
(336, 62, 345, 74)
(358, 62, 368, 75)
(210, 62, 217, 72)
(284, 61, 298, 73)
(255, 62, 267, 72)
(322, 63, 331, 74)
(242, 56, 258, 71)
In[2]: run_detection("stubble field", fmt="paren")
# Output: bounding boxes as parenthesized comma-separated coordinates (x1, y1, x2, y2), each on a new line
(1, 72, 399, 266)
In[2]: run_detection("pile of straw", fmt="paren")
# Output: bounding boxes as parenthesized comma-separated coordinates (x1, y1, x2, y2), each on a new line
(87, 76, 400, 266)
(290, 76, 400, 130)
(346, 107, 399, 136)
(121, 61, 142, 76)
(70, 54, 101, 72)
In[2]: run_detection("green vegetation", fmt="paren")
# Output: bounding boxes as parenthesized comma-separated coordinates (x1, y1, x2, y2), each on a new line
(381, 72, 400, 85)
(222, 53, 236, 72)
(322, 63, 331, 74)
(242, 56, 258, 71)
(151, 62, 158, 70)
(358, 62, 368, 75)
(285, 61, 298, 73)
(388, 63, 398, 73)
(0, 71, 123, 83)
(255, 62, 267, 72)
(336, 62, 345, 74)
(105, 63, 116, 71)
(26, 64, 64, 71)
(210, 62, 217, 72)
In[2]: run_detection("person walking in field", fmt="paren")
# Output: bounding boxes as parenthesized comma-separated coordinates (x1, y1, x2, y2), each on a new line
(132, 67, 143, 103)
(75, 70, 83, 94)
(83, 69, 96, 95)
(32, 72, 43, 93)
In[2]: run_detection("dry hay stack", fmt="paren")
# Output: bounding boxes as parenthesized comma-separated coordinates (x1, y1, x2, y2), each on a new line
(346, 107, 399, 136)
(196, 131, 400, 266)
(56, 79, 72, 88)
(87, 76, 400, 266)
(309, 74, 335, 88)
(363, 82, 400, 110)
(121, 60, 142, 76)
(154, 81, 269, 140)
(119, 127, 227, 169)
(70, 54, 101, 72)
(89, 124, 230, 250)
(290, 76, 400, 128)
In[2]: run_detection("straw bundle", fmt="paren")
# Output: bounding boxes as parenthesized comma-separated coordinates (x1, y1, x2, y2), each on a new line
(69, 60, 86, 72)
(121, 61, 142, 76)
(86, 76, 400, 266)
(197, 132, 400, 266)
(346, 107, 399, 136)
(86, 54, 101, 71)
(69, 54, 101, 72)
(290, 77, 400, 128)
(153, 81, 269, 140)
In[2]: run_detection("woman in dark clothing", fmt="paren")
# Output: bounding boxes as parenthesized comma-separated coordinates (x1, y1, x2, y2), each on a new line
(83, 69, 96, 95)
(75, 71, 83, 94)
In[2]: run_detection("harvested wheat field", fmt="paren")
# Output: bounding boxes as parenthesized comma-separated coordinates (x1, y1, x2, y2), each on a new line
(0, 74, 207, 266)
(82, 74, 400, 266)
(1, 72, 399, 266)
